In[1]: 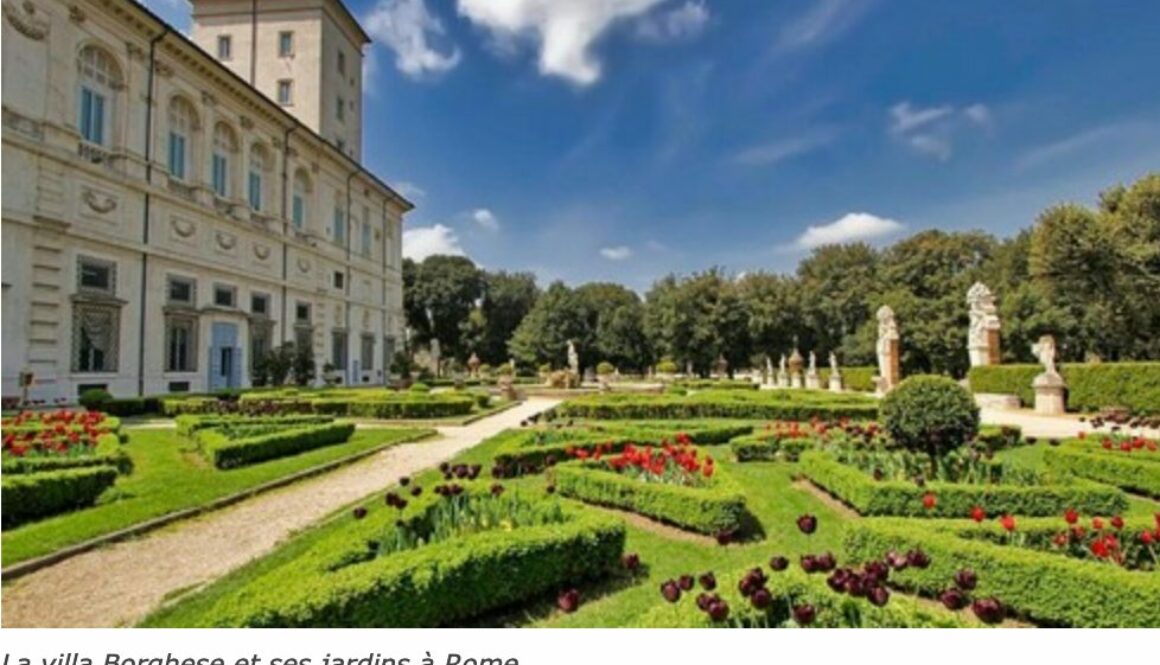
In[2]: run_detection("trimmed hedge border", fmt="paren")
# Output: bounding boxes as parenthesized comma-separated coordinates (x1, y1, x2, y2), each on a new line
(968, 362, 1160, 415)
(198, 422, 357, 469)
(553, 461, 746, 535)
(550, 390, 878, 421)
(844, 518, 1160, 627)
(819, 366, 878, 393)
(175, 414, 335, 437)
(1, 466, 118, 529)
(1, 433, 131, 475)
(184, 488, 625, 627)
(730, 424, 1022, 464)
(1044, 442, 1160, 498)
(633, 566, 970, 628)
(799, 450, 1127, 518)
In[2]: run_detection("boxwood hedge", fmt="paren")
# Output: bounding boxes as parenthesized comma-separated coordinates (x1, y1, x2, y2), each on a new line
(1, 432, 131, 475)
(729, 433, 813, 462)
(844, 518, 1160, 627)
(968, 362, 1160, 415)
(175, 414, 336, 437)
(198, 422, 357, 469)
(818, 366, 878, 393)
(553, 461, 746, 534)
(633, 566, 969, 628)
(1, 466, 118, 528)
(1043, 442, 1160, 498)
(799, 450, 1127, 517)
(181, 486, 625, 627)
(551, 390, 878, 421)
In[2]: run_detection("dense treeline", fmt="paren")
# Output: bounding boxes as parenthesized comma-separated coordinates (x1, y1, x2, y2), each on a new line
(402, 174, 1160, 378)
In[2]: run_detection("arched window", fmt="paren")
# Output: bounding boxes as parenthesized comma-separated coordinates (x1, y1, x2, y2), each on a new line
(211, 123, 238, 198)
(248, 144, 270, 211)
(292, 169, 311, 230)
(76, 45, 123, 146)
(167, 97, 199, 181)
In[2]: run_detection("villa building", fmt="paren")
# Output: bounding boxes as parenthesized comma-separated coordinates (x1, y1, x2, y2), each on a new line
(1, 0, 411, 402)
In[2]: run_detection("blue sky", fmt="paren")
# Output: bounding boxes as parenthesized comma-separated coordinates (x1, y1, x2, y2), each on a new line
(147, 0, 1160, 291)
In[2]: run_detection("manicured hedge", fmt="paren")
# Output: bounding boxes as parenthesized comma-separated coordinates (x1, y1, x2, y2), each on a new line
(844, 519, 1160, 627)
(634, 566, 969, 628)
(160, 397, 222, 416)
(819, 366, 878, 393)
(1044, 443, 1160, 498)
(799, 451, 1127, 518)
(198, 422, 356, 469)
(551, 390, 878, 421)
(1, 433, 132, 475)
(729, 432, 813, 462)
(1, 466, 118, 528)
(553, 461, 746, 534)
(671, 379, 758, 391)
(186, 488, 625, 627)
(968, 362, 1160, 415)
(175, 414, 335, 437)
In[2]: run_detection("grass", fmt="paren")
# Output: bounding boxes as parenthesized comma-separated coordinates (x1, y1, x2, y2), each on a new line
(135, 426, 1160, 628)
(1, 426, 433, 567)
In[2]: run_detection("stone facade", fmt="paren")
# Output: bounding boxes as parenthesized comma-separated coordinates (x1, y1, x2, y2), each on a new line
(1, 0, 411, 402)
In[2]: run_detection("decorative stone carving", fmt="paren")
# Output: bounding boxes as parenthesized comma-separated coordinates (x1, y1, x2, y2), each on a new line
(805, 351, 820, 390)
(252, 244, 270, 260)
(68, 4, 84, 23)
(170, 217, 195, 238)
(764, 355, 774, 386)
(154, 61, 173, 78)
(467, 352, 481, 377)
(567, 339, 579, 376)
(4, 1, 51, 40)
(967, 282, 1001, 367)
(81, 188, 117, 214)
(789, 348, 804, 389)
(875, 305, 901, 394)
(215, 231, 237, 251)
(201, 90, 217, 107)
(240, 115, 254, 130)
(1031, 335, 1066, 415)
(828, 352, 843, 392)
(126, 41, 145, 62)
(777, 354, 789, 388)
(297, 257, 311, 273)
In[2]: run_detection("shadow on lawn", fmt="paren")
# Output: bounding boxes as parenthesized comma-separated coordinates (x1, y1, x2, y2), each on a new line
(461, 569, 647, 628)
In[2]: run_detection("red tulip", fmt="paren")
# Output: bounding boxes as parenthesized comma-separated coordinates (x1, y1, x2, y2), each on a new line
(1110, 515, 1124, 530)
(556, 589, 581, 613)
(1064, 508, 1079, 525)
(970, 505, 985, 523)
(922, 493, 937, 510)
(1092, 517, 1104, 530)
(999, 514, 1016, 532)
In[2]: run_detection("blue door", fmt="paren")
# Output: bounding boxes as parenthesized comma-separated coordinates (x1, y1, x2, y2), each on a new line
(209, 322, 241, 391)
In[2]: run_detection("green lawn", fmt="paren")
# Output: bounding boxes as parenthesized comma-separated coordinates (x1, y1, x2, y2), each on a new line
(1, 426, 433, 567)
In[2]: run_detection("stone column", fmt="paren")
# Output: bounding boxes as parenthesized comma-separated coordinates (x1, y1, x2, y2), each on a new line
(967, 282, 1001, 367)
(875, 306, 901, 394)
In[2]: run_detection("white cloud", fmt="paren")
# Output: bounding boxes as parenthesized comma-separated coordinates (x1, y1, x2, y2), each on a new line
(889, 102, 953, 135)
(635, 1, 710, 42)
(457, 0, 668, 86)
(403, 224, 466, 260)
(600, 245, 634, 260)
(795, 212, 904, 249)
(776, 0, 872, 52)
(471, 208, 500, 231)
(394, 181, 427, 200)
(906, 134, 952, 161)
(964, 103, 992, 126)
(732, 130, 837, 167)
(364, 0, 461, 80)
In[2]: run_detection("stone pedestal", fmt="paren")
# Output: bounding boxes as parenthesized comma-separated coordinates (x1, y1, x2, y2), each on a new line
(498, 376, 520, 401)
(777, 371, 789, 388)
(829, 374, 843, 392)
(881, 338, 900, 390)
(805, 371, 820, 390)
(1032, 372, 1066, 415)
(791, 372, 804, 389)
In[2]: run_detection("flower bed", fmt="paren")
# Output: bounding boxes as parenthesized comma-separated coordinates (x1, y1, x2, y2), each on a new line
(2, 410, 131, 475)
(181, 482, 625, 627)
(490, 421, 754, 477)
(799, 450, 1127, 518)
(1, 466, 119, 529)
(552, 442, 746, 535)
(633, 566, 968, 628)
(953, 512, 1160, 571)
(730, 421, 1022, 463)
(549, 389, 879, 422)
(196, 422, 357, 469)
(1043, 436, 1160, 498)
(844, 517, 1160, 627)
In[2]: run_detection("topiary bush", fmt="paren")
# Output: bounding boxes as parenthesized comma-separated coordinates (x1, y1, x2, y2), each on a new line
(596, 361, 615, 376)
(879, 375, 980, 472)
(656, 359, 679, 374)
(408, 382, 431, 394)
(78, 388, 112, 411)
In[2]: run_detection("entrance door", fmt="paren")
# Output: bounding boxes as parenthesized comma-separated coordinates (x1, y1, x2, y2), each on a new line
(209, 322, 241, 391)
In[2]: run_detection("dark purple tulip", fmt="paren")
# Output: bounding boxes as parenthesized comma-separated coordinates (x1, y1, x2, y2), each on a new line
(971, 597, 1005, 625)
(827, 569, 850, 593)
(491, 483, 505, 497)
(792, 604, 817, 626)
(546, 484, 556, 494)
(940, 588, 968, 611)
(885, 550, 909, 571)
(867, 585, 890, 607)
(800, 554, 818, 573)
(707, 599, 730, 622)
(556, 589, 580, 613)
(698, 573, 717, 591)
(696, 592, 713, 611)
(914, 475, 926, 488)
(954, 569, 978, 591)
(399, 476, 411, 486)
(750, 587, 772, 610)
(621, 552, 640, 572)
(661, 580, 681, 603)
(906, 549, 931, 569)
(797, 514, 818, 535)
(410, 486, 422, 497)
(769, 555, 789, 571)
(352, 506, 367, 520)
(678, 575, 695, 591)
(816, 551, 837, 571)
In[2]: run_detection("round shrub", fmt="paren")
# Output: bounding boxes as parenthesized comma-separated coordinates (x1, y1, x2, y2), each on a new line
(79, 388, 112, 411)
(496, 363, 513, 376)
(409, 382, 431, 394)
(656, 359, 679, 374)
(597, 361, 615, 376)
(879, 375, 980, 463)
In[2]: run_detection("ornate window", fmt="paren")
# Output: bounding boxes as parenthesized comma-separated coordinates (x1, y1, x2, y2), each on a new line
(72, 303, 120, 373)
(167, 275, 196, 306)
(332, 199, 346, 245)
(165, 315, 198, 372)
(292, 169, 311, 230)
(212, 123, 237, 198)
(167, 97, 198, 181)
(248, 144, 270, 211)
(361, 334, 375, 372)
(77, 45, 122, 147)
(213, 284, 237, 308)
(331, 330, 348, 370)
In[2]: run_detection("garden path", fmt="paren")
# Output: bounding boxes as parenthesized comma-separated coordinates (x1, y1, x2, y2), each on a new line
(0, 398, 560, 628)
(979, 408, 1160, 440)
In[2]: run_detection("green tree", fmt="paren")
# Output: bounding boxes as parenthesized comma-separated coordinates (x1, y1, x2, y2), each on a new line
(403, 255, 484, 361)
(796, 243, 880, 354)
(464, 271, 540, 365)
(644, 269, 750, 376)
(507, 282, 587, 370)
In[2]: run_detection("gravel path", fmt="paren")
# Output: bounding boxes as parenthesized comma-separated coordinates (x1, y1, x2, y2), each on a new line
(980, 408, 1159, 439)
(0, 398, 559, 628)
